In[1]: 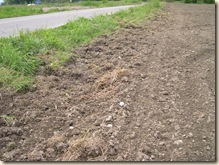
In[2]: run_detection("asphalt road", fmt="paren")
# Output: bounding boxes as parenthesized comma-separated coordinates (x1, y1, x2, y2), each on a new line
(0, 5, 136, 38)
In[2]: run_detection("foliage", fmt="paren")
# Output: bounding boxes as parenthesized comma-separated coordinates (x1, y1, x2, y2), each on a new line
(203, 0, 214, 3)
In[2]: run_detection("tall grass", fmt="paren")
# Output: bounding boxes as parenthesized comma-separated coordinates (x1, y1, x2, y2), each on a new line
(0, 0, 163, 91)
(0, 6, 44, 18)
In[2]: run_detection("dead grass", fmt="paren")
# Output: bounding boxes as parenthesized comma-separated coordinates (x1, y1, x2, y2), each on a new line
(47, 135, 65, 146)
(93, 68, 130, 91)
(61, 136, 107, 161)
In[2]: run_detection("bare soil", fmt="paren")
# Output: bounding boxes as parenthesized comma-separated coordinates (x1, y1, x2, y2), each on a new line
(0, 3, 215, 161)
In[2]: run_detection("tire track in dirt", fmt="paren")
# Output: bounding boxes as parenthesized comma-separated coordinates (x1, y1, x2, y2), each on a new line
(0, 3, 215, 161)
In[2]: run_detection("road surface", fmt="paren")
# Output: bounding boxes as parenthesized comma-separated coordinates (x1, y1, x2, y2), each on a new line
(0, 5, 136, 38)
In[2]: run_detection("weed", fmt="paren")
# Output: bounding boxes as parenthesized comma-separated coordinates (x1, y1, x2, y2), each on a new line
(0, 114, 16, 126)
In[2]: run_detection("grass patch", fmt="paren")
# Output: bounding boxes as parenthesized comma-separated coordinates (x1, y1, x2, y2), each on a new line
(0, 67, 33, 91)
(164, 0, 214, 3)
(0, 0, 163, 91)
(0, 5, 44, 18)
(79, 0, 142, 7)
(0, 0, 143, 19)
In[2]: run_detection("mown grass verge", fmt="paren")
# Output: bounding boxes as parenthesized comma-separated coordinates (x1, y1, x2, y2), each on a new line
(0, 0, 163, 92)
(164, 0, 214, 3)
(0, 0, 143, 19)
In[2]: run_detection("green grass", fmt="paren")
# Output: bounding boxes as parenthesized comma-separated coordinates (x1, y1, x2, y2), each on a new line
(0, 0, 144, 19)
(0, 114, 16, 126)
(0, 5, 43, 18)
(0, 0, 163, 92)
(165, 0, 214, 3)
(79, 0, 143, 7)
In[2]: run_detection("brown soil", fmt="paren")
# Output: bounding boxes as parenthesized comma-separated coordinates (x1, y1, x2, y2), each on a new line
(0, 3, 215, 161)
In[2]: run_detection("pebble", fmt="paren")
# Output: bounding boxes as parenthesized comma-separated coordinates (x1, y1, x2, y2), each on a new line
(46, 148, 55, 154)
(202, 136, 207, 139)
(94, 120, 102, 126)
(201, 114, 206, 118)
(188, 132, 193, 138)
(206, 146, 211, 150)
(207, 116, 211, 123)
(30, 150, 44, 161)
(142, 146, 152, 155)
(136, 152, 144, 161)
(116, 156, 123, 161)
(136, 122, 141, 127)
(119, 102, 125, 107)
(130, 132, 136, 139)
(143, 154, 150, 160)
(107, 124, 113, 128)
(174, 140, 183, 145)
(71, 129, 81, 135)
(151, 155, 155, 159)
(109, 140, 114, 146)
(55, 142, 68, 154)
(53, 131, 60, 136)
(110, 135, 115, 139)
(69, 126, 74, 129)
(140, 74, 147, 78)
(121, 76, 129, 82)
(159, 97, 166, 102)
(89, 147, 102, 157)
(159, 142, 165, 146)
(105, 115, 113, 122)
(109, 147, 117, 156)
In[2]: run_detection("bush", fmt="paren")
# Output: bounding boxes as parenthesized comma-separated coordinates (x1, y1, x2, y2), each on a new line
(185, 0, 192, 3)
(203, 0, 214, 3)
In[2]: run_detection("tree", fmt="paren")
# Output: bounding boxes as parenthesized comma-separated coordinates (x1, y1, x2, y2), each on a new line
(4, 0, 26, 4)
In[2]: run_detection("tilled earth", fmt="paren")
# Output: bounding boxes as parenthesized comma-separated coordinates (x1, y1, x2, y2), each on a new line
(0, 3, 215, 161)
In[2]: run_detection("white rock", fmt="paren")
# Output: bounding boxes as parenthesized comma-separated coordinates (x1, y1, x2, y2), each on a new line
(119, 102, 125, 107)
(107, 124, 113, 128)
(174, 140, 183, 145)
(69, 126, 74, 129)
(159, 142, 165, 146)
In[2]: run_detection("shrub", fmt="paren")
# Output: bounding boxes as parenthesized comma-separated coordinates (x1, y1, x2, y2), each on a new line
(185, 0, 192, 3)
(203, 0, 214, 3)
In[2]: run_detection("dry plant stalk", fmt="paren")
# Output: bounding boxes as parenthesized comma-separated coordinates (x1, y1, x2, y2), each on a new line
(93, 68, 129, 91)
